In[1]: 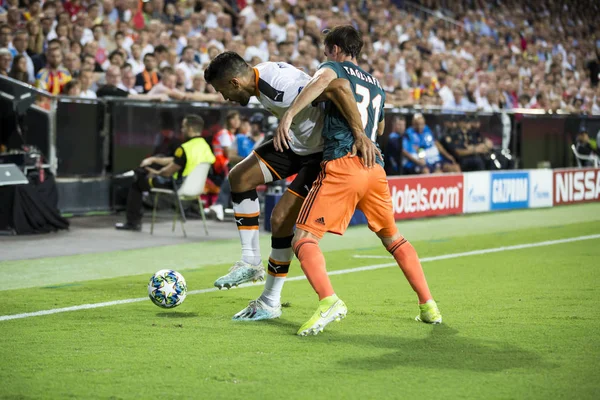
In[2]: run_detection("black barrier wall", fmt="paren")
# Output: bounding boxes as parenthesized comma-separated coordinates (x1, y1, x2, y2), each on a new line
(109, 101, 271, 173)
(56, 99, 105, 175)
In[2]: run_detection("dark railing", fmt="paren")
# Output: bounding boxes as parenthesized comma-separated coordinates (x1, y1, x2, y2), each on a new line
(2, 75, 599, 178)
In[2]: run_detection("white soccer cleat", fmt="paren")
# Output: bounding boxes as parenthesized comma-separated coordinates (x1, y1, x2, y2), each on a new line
(214, 261, 265, 289)
(209, 204, 225, 221)
(232, 298, 282, 321)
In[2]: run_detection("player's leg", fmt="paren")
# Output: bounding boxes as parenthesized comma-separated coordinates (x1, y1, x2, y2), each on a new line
(358, 166, 441, 324)
(232, 190, 301, 321)
(233, 157, 321, 320)
(292, 228, 347, 336)
(213, 153, 266, 289)
(292, 156, 365, 335)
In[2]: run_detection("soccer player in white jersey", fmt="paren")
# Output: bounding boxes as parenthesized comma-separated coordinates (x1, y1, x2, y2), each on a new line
(203, 52, 377, 321)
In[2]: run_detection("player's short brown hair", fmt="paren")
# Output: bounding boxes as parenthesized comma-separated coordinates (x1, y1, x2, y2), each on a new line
(324, 25, 363, 59)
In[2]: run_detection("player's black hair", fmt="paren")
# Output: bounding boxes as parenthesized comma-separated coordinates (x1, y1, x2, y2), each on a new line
(204, 51, 251, 84)
(323, 25, 363, 59)
(184, 114, 205, 134)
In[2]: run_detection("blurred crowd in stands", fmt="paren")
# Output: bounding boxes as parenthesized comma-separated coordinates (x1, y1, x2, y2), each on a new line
(0, 0, 599, 113)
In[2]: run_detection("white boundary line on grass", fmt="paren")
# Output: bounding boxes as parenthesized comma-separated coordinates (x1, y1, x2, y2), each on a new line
(1, 233, 599, 322)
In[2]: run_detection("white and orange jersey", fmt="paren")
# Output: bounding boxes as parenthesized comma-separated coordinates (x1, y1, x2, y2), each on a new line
(254, 62, 324, 155)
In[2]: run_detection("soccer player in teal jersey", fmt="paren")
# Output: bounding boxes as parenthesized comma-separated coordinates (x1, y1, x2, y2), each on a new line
(276, 25, 442, 336)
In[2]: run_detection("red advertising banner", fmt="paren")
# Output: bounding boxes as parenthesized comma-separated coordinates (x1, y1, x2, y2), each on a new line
(388, 174, 464, 220)
(553, 168, 600, 205)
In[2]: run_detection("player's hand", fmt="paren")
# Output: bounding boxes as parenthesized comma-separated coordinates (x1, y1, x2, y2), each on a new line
(351, 134, 381, 168)
(274, 113, 293, 152)
(140, 157, 154, 168)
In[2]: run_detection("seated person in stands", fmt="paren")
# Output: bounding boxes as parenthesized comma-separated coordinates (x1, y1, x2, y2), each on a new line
(467, 117, 514, 170)
(234, 117, 253, 158)
(402, 119, 429, 174)
(115, 115, 215, 231)
(575, 127, 599, 166)
(408, 113, 461, 173)
(236, 113, 266, 158)
(441, 116, 487, 172)
(384, 116, 406, 175)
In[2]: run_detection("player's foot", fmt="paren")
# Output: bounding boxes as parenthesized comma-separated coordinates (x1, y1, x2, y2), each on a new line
(209, 204, 224, 221)
(415, 299, 442, 324)
(297, 295, 347, 336)
(214, 261, 265, 289)
(232, 298, 282, 321)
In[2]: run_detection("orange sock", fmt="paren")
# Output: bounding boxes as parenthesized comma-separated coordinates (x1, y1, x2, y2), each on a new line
(293, 238, 334, 300)
(387, 237, 432, 304)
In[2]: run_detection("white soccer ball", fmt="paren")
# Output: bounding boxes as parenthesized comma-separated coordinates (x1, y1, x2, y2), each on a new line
(148, 269, 188, 308)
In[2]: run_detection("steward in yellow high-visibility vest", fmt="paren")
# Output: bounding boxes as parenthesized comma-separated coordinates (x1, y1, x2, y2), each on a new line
(115, 114, 215, 231)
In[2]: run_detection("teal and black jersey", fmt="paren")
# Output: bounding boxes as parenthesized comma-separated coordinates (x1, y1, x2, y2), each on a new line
(319, 61, 386, 166)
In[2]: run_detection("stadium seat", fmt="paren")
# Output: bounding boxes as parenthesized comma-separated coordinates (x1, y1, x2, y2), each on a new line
(149, 163, 212, 237)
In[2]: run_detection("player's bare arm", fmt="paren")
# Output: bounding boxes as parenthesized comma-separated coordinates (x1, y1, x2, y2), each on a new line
(275, 68, 337, 152)
(146, 162, 181, 177)
(141, 157, 173, 167)
(322, 78, 381, 168)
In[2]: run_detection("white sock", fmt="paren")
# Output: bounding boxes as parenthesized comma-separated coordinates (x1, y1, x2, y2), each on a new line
(232, 190, 261, 266)
(260, 236, 294, 307)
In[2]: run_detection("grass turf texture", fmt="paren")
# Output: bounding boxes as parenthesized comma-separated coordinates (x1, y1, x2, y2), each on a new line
(0, 206, 599, 399)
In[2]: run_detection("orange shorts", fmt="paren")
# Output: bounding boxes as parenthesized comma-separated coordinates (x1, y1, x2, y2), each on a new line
(296, 155, 398, 239)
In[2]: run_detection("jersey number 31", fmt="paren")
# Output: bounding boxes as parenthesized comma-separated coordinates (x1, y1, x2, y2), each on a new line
(355, 84, 382, 142)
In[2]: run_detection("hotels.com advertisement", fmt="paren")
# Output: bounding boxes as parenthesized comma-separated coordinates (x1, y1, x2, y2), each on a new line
(553, 168, 600, 205)
(388, 174, 464, 220)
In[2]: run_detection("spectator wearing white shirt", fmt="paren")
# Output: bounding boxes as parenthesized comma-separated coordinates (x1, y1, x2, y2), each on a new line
(459, 41, 475, 61)
(428, 29, 446, 54)
(119, 69, 139, 95)
(268, 9, 288, 43)
(239, 0, 266, 27)
(244, 29, 269, 63)
(176, 46, 201, 90)
(79, 69, 97, 99)
(128, 43, 144, 75)
(12, 30, 34, 82)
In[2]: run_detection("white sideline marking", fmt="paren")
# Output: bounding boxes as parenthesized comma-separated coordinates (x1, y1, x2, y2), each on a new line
(1, 234, 599, 322)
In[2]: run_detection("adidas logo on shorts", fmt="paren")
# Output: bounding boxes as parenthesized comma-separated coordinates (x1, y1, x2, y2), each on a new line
(315, 217, 325, 225)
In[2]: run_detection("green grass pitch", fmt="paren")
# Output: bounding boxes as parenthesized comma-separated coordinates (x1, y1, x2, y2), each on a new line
(0, 204, 599, 399)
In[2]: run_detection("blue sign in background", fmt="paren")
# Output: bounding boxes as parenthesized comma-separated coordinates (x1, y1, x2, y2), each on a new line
(490, 172, 530, 210)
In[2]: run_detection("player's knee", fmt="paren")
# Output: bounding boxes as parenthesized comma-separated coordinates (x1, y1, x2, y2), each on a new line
(377, 230, 402, 248)
(270, 208, 292, 236)
(291, 229, 315, 254)
(230, 157, 264, 193)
